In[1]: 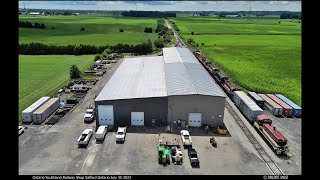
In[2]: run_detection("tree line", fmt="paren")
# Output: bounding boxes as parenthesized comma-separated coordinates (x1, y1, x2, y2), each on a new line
(121, 11, 176, 18)
(19, 21, 46, 29)
(217, 12, 240, 17)
(19, 41, 153, 55)
(280, 12, 301, 19)
(154, 18, 174, 48)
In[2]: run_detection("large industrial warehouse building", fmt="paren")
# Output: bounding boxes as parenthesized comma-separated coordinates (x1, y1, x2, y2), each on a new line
(94, 47, 226, 127)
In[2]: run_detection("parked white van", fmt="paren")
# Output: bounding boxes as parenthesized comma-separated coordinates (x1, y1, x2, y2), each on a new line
(96, 125, 108, 141)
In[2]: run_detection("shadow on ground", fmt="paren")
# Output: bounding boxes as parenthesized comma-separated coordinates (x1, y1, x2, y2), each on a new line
(108, 125, 232, 137)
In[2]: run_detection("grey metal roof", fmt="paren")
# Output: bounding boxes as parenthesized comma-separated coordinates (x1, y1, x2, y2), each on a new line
(95, 47, 225, 102)
(95, 56, 167, 101)
(163, 47, 225, 97)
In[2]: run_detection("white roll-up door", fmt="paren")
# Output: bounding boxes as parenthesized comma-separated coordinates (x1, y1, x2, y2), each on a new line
(131, 112, 144, 126)
(188, 113, 202, 127)
(98, 105, 114, 125)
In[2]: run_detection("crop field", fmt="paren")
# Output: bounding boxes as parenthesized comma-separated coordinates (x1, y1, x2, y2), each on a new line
(19, 15, 158, 46)
(171, 16, 301, 105)
(19, 55, 94, 123)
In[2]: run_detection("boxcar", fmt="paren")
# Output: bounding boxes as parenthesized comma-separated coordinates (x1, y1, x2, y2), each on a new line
(247, 92, 264, 109)
(275, 94, 301, 118)
(258, 94, 283, 116)
(233, 91, 263, 122)
(266, 94, 293, 117)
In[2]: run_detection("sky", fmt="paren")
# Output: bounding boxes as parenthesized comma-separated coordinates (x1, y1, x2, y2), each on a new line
(18, 1, 301, 12)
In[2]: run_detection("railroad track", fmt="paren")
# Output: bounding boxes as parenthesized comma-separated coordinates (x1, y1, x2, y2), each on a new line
(164, 17, 283, 175)
(225, 102, 284, 175)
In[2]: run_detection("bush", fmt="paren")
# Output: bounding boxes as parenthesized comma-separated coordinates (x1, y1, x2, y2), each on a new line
(80, 27, 85, 31)
(94, 54, 101, 61)
(191, 32, 194, 35)
(201, 42, 204, 46)
(164, 36, 171, 43)
(144, 27, 152, 33)
(51, 27, 55, 29)
(187, 38, 195, 44)
(154, 38, 165, 48)
(70, 65, 82, 79)
(40, 24, 46, 29)
(119, 28, 124, 32)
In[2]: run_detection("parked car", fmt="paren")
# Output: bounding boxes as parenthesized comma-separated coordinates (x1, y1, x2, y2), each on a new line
(188, 148, 200, 167)
(18, 126, 27, 136)
(77, 129, 93, 148)
(180, 130, 192, 146)
(96, 125, 108, 141)
(116, 126, 127, 143)
(84, 108, 95, 123)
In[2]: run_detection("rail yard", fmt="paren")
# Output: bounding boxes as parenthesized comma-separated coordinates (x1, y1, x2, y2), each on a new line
(19, 7, 301, 176)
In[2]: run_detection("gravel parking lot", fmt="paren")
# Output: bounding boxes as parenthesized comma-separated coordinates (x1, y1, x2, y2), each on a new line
(19, 59, 301, 175)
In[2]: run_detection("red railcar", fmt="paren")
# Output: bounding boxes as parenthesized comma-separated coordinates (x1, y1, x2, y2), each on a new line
(254, 115, 288, 155)
(222, 80, 239, 97)
(266, 94, 293, 117)
(263, 124, 287, 147)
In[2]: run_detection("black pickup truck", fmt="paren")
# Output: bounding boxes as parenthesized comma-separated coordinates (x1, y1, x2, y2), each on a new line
(188, 148, 200, 167)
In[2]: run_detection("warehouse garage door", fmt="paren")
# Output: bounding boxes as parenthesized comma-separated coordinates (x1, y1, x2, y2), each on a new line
(98, 105, 114, 125)
(188, 113, 202, 127)
(131, 112, 144, 126)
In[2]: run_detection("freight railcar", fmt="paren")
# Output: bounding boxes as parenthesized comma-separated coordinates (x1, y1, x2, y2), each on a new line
(222, 80, 240, 97)
(247, 92, 264, 109)
(275, 94, 301, 117)
(266, 94, 293, 117)
(254, 115, 288, 155)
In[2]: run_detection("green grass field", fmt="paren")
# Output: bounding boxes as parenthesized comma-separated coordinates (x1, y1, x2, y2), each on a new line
(171, 16, 301, 106)
(19, 55, 94, 123)
(19, 15, 158, 46)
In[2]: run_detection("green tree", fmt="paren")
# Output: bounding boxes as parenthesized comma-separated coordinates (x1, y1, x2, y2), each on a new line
(187, 38, 195, 44)
(104, 48, 112, 54)
(119, 28, 124, 32)
(154, 38, 164, 48)
(101, 48, 112, 59)
(191, 31, 194, 35)
(146, 39, 153, 53)
(80, 27, 85, 31)
(94, 54, 101, 61)
(69, 65, 82, 79)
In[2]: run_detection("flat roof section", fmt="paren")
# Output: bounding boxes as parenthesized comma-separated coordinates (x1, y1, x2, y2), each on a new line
(95, 56, 167, 101)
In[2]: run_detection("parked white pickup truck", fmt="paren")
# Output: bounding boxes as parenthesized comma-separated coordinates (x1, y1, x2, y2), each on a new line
(116, 126, 127, 143)
(84, 108, 95, 123)
(78, 129, 93, 148)
(180, 130, 192, 146)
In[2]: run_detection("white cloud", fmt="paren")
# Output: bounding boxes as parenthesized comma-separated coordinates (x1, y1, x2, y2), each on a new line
(19, 1, 301, 12)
